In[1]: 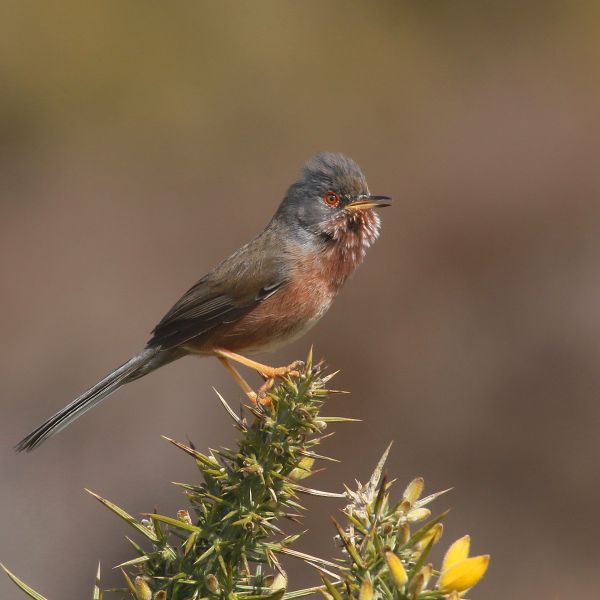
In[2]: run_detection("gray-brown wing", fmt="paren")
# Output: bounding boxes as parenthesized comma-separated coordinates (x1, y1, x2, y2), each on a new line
(147, 277, 286, 350)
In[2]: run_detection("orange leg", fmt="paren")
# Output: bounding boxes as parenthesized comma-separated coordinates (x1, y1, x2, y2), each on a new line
(215, 349, 303, 406)
(214, 349, 303, 379)
(217, 356, 258, 403)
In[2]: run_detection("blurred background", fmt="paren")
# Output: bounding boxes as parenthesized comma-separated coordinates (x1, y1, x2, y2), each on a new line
(2, 1, 599, 598)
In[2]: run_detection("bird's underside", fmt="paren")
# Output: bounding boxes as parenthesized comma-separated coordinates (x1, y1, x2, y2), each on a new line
(146, 260, 333, 402)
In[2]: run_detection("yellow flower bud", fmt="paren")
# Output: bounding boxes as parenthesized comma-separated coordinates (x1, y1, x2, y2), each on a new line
(403, 477, 424, 505)
(409, 572, 424, 597)
(134, 576, 152, 600)
(420, 563, 433, 588)
(398, 523, 410, 544)
(206, 574, 220, 593)
(271, 572, 288, 592)
(385, 551, 408, 588)
(438, 555, 490, 593)
(406, 507, 431, 523)
(359, 578, 373, 600)
(417, 523, 443, 549)
(289, 457, 314, 480)
(442, 535, 470, 573)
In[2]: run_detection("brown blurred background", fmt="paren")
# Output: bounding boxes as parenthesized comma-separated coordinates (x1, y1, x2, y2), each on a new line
(2, 1, 600, 598)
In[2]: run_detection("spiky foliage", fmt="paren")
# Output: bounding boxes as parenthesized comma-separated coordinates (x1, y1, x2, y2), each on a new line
(322, 445, 447, 600)
(321, 446, 489, 600)
(89, 353, 349, 600)
(3, 353, 489, 600)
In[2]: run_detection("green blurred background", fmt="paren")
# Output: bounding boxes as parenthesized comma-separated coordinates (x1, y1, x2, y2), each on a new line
(2, 1, 600, 598)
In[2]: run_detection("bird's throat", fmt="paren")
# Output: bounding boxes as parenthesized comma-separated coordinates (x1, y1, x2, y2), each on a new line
(318, 209, 381, 289)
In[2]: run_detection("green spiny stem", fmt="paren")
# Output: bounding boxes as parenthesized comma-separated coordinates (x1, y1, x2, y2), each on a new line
(92, 358, 338, 599)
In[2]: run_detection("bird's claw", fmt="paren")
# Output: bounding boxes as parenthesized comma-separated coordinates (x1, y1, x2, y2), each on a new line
(253, 360, 304, 405)
(257, 360, 304, 380)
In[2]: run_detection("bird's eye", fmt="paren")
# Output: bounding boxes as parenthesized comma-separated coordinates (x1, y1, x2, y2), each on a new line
(323, 191, 341, 207)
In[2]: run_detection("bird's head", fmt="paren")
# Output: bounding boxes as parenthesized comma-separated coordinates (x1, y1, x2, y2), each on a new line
(276, 153, 391, 246)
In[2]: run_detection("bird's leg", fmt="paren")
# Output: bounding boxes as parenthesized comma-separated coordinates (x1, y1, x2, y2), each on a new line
(217, 356, 258, 403)
(256, 377, 276, 404)
(215, 349, 303, 406)
(214, 349, 303, 380)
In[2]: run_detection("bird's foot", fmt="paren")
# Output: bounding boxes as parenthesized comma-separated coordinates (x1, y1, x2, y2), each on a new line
(215, 350, 304, 406)
(255, 361, 305, 406)
(256, 360, 304, 380)
(256, 379, 274, 406)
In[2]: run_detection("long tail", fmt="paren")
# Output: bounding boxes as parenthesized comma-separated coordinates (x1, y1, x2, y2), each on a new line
(16, 347, 176, 452)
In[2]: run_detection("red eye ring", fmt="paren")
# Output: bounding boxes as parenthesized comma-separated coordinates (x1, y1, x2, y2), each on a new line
(323, 191, 341, 207)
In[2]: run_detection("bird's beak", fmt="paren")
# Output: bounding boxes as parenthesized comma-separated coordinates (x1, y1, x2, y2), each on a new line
(346, 194, 392, 211)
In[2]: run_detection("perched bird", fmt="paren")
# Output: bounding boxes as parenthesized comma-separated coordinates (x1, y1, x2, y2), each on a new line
(16, 152, 390, 451)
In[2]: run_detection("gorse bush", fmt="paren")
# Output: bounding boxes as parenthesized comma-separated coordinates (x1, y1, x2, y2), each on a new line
(3, 351, 489, 600)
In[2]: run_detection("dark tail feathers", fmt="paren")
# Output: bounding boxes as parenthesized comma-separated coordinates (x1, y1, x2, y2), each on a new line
(16, 347, 172, 452)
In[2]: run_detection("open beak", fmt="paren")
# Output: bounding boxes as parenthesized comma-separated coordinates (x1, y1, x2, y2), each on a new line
(346, 194, 392, 211)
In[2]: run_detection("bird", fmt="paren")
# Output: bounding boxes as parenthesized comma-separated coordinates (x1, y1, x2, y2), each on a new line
(16, 152, 390, 451)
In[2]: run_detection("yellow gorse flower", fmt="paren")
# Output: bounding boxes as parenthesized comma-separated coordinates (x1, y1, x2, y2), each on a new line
(384, 551, 408, 588)
(417, 522, 444, 549)
(134, 576, 152, 600)
(403, 477, 424, 505)
(442, 535, 470, 573)
(438, 535, 489, 594)
(289, 456, 315, 480)
(359, 578, 373, 600)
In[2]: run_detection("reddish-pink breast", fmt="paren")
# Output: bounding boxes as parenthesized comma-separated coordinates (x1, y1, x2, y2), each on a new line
(214, 208, 381, 353)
